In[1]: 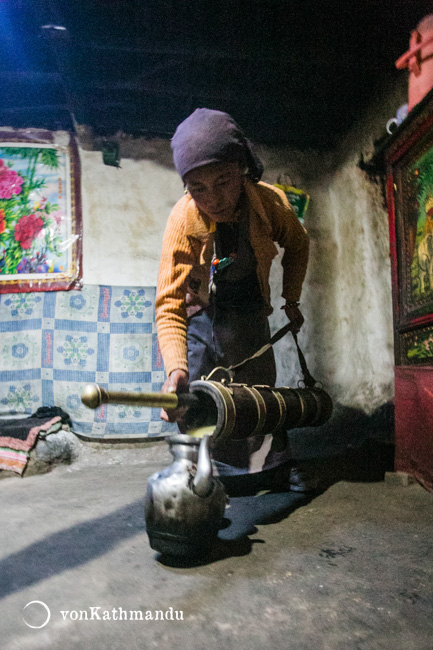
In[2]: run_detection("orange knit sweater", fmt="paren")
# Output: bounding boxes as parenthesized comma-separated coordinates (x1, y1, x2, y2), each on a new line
(156, 180, 309, 376)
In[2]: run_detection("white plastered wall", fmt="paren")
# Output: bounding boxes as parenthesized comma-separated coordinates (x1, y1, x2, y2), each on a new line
(77, 77, 407, 414)
(80, 137, 183, 287)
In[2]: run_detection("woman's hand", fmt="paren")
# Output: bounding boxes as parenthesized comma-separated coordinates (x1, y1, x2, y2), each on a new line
(160, 369, 190, 422)
(282, 303, 304, 334)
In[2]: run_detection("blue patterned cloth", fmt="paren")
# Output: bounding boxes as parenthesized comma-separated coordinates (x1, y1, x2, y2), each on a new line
(0, 285, 177, 439)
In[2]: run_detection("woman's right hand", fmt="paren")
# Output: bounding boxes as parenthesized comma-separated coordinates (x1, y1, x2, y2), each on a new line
(160, 369, 190, 422)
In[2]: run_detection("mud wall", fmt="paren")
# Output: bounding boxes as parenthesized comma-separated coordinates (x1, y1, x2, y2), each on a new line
(79, 78, 407, 415)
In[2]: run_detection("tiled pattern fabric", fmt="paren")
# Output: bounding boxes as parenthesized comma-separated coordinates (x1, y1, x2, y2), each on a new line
(0, 285, 176, 439)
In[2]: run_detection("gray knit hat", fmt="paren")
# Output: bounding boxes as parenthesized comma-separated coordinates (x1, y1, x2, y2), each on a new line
(171, 108, 263, 182)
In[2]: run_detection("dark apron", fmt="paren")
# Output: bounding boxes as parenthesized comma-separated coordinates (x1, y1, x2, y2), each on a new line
(186, 209, 291, 476)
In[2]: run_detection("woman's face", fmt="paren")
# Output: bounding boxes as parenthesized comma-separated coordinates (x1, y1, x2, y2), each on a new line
(184, 161, 244, 222)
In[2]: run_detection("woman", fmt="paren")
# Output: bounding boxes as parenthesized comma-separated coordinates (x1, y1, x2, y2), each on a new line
(155, 108, 312, 492)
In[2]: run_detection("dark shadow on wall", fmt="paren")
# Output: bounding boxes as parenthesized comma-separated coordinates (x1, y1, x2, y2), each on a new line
(288, 400, 395, 486)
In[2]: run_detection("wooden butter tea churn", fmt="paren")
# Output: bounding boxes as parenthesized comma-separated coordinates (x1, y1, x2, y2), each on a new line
(81, 326, 333, 558)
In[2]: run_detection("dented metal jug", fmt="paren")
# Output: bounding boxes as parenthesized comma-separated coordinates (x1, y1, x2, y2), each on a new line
(144, 433, 227, 558)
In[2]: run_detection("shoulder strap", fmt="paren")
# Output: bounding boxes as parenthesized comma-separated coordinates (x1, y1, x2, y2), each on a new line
(228, 323, 317, 387)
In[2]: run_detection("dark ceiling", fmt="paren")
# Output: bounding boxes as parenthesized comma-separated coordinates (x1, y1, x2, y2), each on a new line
(1, 0, 433, 149)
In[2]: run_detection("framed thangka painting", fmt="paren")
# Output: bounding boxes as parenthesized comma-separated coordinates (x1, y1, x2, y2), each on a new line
(388, 115, 433, 328)
(0, 130, 82, 293)
(383, 89, 433, 491)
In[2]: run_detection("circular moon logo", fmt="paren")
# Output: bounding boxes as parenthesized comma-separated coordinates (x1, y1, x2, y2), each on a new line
(23, 601, 51, 629)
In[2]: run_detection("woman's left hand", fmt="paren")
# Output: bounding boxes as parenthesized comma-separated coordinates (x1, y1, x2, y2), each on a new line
(282, 304, 304, 334)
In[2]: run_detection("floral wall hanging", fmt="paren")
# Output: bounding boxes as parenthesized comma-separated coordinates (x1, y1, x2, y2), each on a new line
(0, 130, 82, 293)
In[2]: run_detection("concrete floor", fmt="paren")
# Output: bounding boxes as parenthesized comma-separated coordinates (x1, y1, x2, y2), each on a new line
(1, 441, 433, 650)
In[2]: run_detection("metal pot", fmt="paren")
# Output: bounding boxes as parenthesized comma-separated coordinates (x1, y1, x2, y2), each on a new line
(144, 434, 227, 557)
